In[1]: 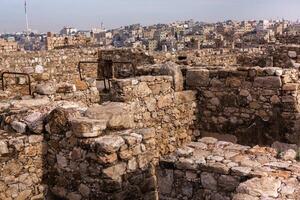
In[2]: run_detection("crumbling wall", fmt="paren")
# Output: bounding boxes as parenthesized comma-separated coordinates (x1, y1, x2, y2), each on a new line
(186, 66, 300, 146)
(46, 76, 197, 199)
(158, 137, 300, 200)
(0, 48, 98, 85)
(46, 35, 96, 50)
(192, 54, 237, 66)
(0, 132, 47, 200)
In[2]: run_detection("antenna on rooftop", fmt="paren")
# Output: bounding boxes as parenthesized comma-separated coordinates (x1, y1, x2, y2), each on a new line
(24, 0, 29, 33)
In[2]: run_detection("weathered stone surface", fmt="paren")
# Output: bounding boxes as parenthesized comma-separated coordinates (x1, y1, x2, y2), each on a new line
(159, 62, 184, 91)
(288, 51, 297, 59)
(253, 76, 282, 88)
(176, 146, 194, 157)
(232, 193, 259, 200)
(95, 135, 125, 153)
(70, 117, 107, 138)
(102, 162, 127, 180)
(46, 107, 81, 135)
(0, 140, 9, 155)
(186, 69, 210, 87)
(157, 169, 173, 195)
(11, 121, 27, 133)
(78, 184, 90, 197)
(85, 103, 134, 129)
(218, 175, 239, 192)
(236, 177, 281, 198)
(201, 172, 217, 190)
(35, 83, 56, 95)
(174, 90, 197, 104)
(281, 149, 297, 161)
(157, 94, 173, 108)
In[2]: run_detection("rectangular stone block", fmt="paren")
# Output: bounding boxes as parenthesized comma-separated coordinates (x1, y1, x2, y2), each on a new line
(253, 76, 282, 89)
(174, 90, 197, 104)
(70, 117, 107, 138)
(186, 69, 210, 87)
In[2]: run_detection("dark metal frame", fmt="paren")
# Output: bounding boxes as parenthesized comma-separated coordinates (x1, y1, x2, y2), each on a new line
(77, 61, 101, 81)
(77, 60, 136, 91)
(1, 72, 32, 95)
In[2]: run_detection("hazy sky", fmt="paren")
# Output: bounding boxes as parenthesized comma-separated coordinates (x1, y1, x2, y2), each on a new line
(0, 0, 299, 32)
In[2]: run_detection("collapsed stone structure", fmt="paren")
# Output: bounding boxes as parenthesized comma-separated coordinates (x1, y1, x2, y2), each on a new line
(1, 48, 300, 200)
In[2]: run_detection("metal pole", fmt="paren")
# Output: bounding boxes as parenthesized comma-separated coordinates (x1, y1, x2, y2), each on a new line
(24, 0, 29, 32)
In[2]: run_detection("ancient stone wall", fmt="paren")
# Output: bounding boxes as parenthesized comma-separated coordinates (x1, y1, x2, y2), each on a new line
(46, 75, 197, 199)
(237, 45, 300, 68)
(186, 66, 300, 146)
(0, 39, 18, 53)
(0, 48, 101, 102)
(192, 54, 237, 66)
(158, 137, 300, 200)
(1, 49, 300, 199)
(46, 35, 96, 50)
(0, 48, 98, 84)
(0, 132, 46, 200)
(98, 48, 155, 79)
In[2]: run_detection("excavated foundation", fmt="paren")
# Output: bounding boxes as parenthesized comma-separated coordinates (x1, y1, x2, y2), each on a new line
(1, 49, 300, 199)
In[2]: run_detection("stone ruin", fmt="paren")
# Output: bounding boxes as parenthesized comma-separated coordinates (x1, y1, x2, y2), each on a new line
(1, 48, 300, 200)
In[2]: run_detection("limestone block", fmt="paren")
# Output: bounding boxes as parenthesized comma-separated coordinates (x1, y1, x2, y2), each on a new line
(201, 172, 217, 190)
(288, 51, 297, 59)
(85, 102, 134, 129)
(0, 140, 9, 155)
(253, 76, 282, 88)
(35, 83, 56, 95)
(95, 135, 125, 153)
(102, 162, 127, 180)
(157, 94, 173, 108)
(186, 69, 210, 87)
(159, 62, 184, 91)
(236, 177, 281, 198)
(174, 90, 197, 104)
(70, 117, 107, 138)
(11, 121, 27, 133)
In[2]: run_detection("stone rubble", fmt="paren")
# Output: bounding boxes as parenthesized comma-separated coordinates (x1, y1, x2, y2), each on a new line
(159, 137, 300, 200)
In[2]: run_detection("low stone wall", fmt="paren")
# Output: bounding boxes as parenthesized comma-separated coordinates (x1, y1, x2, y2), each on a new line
(0, 132, 46, 200)
(186, 66, 300, 146)
(158, 137, 300, 200)
(0, 48, 98, 87)
(46, 35, 96, 50)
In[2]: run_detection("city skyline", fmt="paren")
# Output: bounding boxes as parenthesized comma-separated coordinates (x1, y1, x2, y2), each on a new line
(0, 0, 300, 33)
